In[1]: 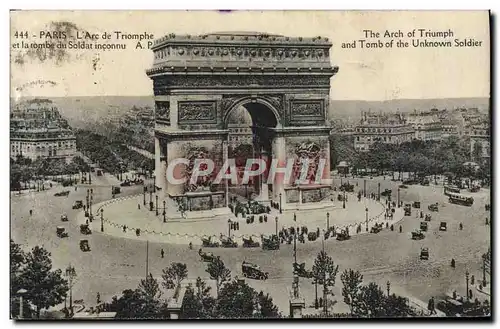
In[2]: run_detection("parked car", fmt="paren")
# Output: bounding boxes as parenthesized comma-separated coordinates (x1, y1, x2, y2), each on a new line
(439, 222, 447, 231)
(420, 247, 429, 260)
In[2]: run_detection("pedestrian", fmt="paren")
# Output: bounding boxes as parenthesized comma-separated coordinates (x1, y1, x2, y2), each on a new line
(459, 223, 463, 230)
(471, 275, 475, 285)
(75, 186, 77, 191)
(29, 209, 33, 216)
(485, 218, 489, 225)
(452, 290, 457, 299)
(451, 258, 456, 268)
(161, 248, 164, 258)
(96, 292, 101, 305)
(86, 219, 89, 225)
(123, 225, 127, 233)
(138, 204, 141, 210)
(469, 289, 473, 300)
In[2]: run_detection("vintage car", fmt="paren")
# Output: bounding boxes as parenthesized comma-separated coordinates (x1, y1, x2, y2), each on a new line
(112, 186, 121, 195)
(242, 236, 260, 248)
(420, 179, 430, 186)
(56, 226, 68, 238)
(336, 229, 350, 241)
(420, 247, 429, 260)
(412, 201, 421, 209)
(220, 237, 238, 248)
(420, 221, 429, 232)
(293, 262, 313, 278)
(198, 249, 217, 262)
(242, 261, 269, 280)
(201, 237, 220, 248)
(439, 222, 447, 231)
(370, 224, 382, 234)
(469, 186, 480, 193)
(80, 224, 92, 235)
(428, 203, 439, 212)
(307, 232, 318, 242)
(80, 239, 91, 252)
(72, 200, 84, 209)
(120, 180, 132, 187)
(54, 190, 70, 197)
(60, 214, 68, 222)
(339, 183, 354, 193)
(381, 189, 392, 197)
(411, 230, 425, 240)
(404, 204, 412, 216)
(261, 234, 280, 250)
(399, 184, 409, 189)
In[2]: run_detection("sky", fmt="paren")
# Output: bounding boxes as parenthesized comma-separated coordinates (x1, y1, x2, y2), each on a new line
(10, 10, 490, 101)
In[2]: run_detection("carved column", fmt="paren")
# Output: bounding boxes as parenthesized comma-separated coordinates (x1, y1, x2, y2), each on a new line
(222, 139, 229, 207)
(271, 135, 287, 205)
(256, 148, 270, 202)
(155, 137, 168, 200)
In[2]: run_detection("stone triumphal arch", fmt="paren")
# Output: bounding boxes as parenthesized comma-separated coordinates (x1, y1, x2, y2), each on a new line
(146, 32, 339, 217)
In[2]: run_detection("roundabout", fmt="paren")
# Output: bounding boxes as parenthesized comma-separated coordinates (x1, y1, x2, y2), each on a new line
(78, 191, 398, 246)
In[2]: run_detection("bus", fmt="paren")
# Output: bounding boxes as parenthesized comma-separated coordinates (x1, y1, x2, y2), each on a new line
(448, 192, 474, 207)
(444, 185, 460, 196)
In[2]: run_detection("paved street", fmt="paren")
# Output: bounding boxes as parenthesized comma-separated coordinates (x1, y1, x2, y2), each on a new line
(11, 174, 491, 315)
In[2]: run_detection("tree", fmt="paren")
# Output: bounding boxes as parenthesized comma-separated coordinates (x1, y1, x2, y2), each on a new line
(137, 273, 163, 318)
(181, 277, 216, 319)
(255, 291, 280, 318)
(312, 251, 340, 315)
(214, 279, 280, 318)
(356, 282, 386, 317)
(384, 294, 415, 317)
(162, 263, 188, 290)
(18, 246, 69, 318)
(10, 240, 27, 318)
(206, 257, 231, 298)
(341, 269, 363, 315)
(113, 274, 163, 319)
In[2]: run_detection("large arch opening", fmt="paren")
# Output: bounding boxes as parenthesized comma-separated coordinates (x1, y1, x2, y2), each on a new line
(225, 100, 278, 202)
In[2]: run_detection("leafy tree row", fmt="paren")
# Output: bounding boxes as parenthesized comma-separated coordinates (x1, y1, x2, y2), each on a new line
(11, 240, 69, 318)
(330, 135, 490, 184)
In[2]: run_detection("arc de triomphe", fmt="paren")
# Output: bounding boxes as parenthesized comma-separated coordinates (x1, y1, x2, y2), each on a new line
(146, 32, 339, 216)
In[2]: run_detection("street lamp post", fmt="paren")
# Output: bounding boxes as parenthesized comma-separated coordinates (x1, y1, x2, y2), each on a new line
(143, 186, 147, 206)
(100, 209, 104, 232)
(365, 207, 369, 232)
(17, 289, 27, 319)
(163, 200, 166, 223)
(89, 189, 93, 220)
(149, 183, 153, 211)
(155, 195, 159, 216)
(326, 212, 330, 230)
(279, 193, 282, 214)
(343, 190, 346, 208)
(378, 182, 381, 201)
(386, 281, 391, 297)
(466, 270, 470, 300)
(275, 216, 278, 237)
(397, 188, 401, 208)
(322, 229, 325, 253)
(363, 179, 366, 197)
(65, 265, 76, 316)
(314, 279, 319, 309)
(228, 219, 232, 238)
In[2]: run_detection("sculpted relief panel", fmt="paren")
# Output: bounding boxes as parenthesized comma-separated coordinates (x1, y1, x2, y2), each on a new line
(178, 101, 217, 124)
(290, 100, 325, 125)
(155, 101, 170, 124)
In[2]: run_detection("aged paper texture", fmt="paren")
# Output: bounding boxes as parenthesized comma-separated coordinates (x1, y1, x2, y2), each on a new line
(10, 10, 491, 320)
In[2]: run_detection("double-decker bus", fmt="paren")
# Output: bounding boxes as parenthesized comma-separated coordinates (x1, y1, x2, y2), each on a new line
(448, 192, 474, 206)
(444, 185, 460, 197)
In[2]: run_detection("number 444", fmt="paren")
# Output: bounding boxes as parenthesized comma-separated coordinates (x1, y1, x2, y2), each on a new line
(14, 31, 28, 38)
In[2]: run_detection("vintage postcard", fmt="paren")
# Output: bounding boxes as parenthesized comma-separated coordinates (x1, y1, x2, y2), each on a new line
(10, 10, 491, 320)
